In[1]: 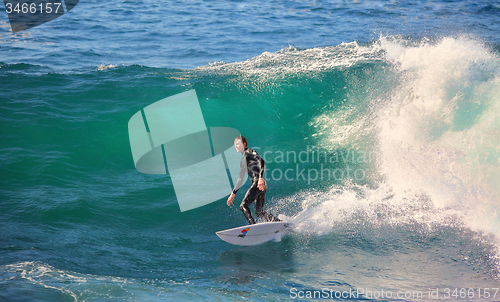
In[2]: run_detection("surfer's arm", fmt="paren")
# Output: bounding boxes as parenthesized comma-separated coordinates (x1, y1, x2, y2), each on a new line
(258, 154, 265, 179)
(232, 157, 247, 194)
(254, 151, 266, 190)
(228, 153, 247, 207)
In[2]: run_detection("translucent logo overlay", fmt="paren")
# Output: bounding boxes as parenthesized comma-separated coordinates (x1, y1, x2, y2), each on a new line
(128, 90, 245, 212)
(3, 0, 79, 33)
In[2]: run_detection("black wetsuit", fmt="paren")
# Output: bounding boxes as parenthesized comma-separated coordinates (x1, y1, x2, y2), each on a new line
(232, 147, 280, 225)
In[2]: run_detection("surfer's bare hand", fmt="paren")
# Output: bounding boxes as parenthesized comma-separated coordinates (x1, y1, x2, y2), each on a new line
(258, 178, 265, 191)
(227, 193, 235, 206)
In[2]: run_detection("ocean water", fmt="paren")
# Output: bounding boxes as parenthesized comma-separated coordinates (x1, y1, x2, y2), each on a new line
(1, 1, 500, 301)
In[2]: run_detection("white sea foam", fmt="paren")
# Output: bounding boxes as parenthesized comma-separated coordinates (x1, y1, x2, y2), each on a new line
(198, 42, 384, 82)
(97, 63, 118, 71)
(281, 36, 500, 244)
(377, 36, 500, 234)
(0, 261, 195, 301)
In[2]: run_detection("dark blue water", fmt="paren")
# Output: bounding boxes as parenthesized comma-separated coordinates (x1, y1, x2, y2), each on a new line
(1, 1, 500, 301)
(1, 0, 500, 69)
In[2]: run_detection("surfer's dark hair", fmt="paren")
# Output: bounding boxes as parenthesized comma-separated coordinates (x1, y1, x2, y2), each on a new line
(235, 135, 248, 147)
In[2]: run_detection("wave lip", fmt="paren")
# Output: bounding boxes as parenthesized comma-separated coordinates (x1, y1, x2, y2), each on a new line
(198, 42, 385, 81)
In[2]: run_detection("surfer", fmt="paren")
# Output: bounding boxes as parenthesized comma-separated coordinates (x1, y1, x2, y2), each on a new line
(227, 136, 281, 225)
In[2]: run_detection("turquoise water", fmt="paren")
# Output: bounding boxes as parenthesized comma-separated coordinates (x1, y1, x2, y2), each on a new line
(1, 1, 500, 301)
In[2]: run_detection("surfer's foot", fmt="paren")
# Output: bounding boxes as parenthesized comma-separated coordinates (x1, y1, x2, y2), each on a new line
(256, 210, 281, 222)
(268, 212, 281, 222)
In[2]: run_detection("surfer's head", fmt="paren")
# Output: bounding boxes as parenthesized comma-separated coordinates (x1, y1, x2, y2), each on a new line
(234, 136, 247, 153)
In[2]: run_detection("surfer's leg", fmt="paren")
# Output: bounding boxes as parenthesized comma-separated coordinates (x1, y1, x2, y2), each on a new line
(254, 180, 281, 222)
(240, 185, 258, 225)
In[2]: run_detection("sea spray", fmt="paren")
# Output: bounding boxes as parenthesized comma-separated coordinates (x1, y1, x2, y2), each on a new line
(378, 36, 500, 235)
(270, 37, 500, 280)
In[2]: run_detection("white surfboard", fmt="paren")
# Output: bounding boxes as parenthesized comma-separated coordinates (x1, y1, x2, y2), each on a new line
(216, 221, 294, 246)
